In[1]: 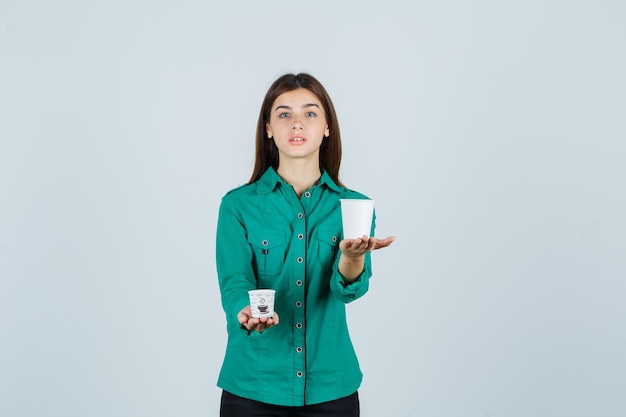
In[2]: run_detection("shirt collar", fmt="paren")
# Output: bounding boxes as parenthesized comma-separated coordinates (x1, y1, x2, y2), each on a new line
(318, 169, 343, 193)
(256, 167, 284, 194)
(256, 167, 343, 194)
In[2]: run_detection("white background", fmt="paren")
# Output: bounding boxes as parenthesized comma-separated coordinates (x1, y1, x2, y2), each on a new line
(1, 1, 625, 416)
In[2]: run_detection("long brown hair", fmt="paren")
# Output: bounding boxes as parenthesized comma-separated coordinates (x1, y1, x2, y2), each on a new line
(248, 73, 344, 186)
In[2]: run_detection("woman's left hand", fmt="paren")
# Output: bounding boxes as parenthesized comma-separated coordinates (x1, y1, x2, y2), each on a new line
(339, 235, 395, 259)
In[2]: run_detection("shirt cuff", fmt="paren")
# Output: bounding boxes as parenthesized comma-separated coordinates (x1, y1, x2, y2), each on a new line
(330, 266, 371, 303)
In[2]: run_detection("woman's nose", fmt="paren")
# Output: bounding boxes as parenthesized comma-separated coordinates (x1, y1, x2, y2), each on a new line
(292, 115, 303, 129)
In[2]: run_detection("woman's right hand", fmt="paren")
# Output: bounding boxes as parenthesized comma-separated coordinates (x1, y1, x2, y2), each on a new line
(238, 306, 280, 332)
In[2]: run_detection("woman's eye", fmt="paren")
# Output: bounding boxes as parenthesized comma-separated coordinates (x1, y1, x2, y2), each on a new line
(305, 111, 316, 117)
(279, 112, 290, 118)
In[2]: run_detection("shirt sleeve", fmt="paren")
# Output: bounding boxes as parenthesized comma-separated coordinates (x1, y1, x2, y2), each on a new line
(329, 251, 373, 303)
(216, 195, 257, 325)
(329, 210, 376, 303)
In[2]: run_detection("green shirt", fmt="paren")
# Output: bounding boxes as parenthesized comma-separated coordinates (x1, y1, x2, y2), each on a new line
(216, 167, 375, 407)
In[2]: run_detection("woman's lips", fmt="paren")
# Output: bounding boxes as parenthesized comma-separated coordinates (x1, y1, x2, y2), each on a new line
(289, 136, 306, 145)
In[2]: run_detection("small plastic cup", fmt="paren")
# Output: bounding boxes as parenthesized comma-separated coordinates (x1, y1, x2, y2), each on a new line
(248, 289, 276, 318)
(340, 199, 375, 239)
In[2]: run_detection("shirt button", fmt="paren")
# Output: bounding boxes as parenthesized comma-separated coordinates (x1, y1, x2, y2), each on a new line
(295, 323, 303, 329)
(331, 236, 337, 242)
(297, 233, 304, 240)
(296, 280, 303, 286)
(297, 257, 303, 263)
(296, 371, 303, 377)
(297, 213, 303, 219)
(296, 301, 302, 308)
(296, 347, 303, 353)
(262, 239, 269, 246)
(304, 191, 311, 198)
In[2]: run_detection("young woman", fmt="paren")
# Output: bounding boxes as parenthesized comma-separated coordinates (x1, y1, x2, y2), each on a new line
(216, 73, 395, 416)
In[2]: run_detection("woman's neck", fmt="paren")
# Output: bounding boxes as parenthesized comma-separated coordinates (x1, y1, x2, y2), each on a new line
(277, 160, 321, 197)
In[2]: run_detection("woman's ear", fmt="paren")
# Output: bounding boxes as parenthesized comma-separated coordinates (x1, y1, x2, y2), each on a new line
(266, 123, 273, 139)
(324, 125, 330, 138)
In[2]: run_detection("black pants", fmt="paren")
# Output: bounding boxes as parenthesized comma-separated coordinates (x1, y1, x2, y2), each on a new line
(220, 390, 360, 417)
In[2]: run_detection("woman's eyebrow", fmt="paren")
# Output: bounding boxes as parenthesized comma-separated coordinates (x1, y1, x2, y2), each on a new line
(274, 103, 320, 112)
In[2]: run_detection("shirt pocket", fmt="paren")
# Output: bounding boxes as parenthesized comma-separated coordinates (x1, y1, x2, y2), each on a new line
(247, 231, 287, 277)
(316, 224, 341, 272)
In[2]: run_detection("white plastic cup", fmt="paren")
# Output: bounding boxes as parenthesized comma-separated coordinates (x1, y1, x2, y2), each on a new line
(248, 289, 276, 318)
(340, 199, 375, 239)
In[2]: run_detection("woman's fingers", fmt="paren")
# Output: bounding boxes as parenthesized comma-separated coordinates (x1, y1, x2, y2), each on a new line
(240, 308, 280, 332)
(270, 312, 279, 325)
(237, 306, 252, 325)
(371, 235, 396, 250)
(260, 312, 280, 328)
(339, 235, 395, 258)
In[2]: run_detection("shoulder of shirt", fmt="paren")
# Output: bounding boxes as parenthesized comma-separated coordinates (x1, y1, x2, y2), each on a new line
(338, 187, 371, 200)
(222, 182, 255, 199)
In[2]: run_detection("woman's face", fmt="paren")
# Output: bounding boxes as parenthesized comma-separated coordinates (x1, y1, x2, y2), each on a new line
(266, 88, 330, 165)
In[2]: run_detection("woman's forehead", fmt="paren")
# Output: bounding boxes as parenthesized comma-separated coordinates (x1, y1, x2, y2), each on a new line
(273, 88, 322, 107)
